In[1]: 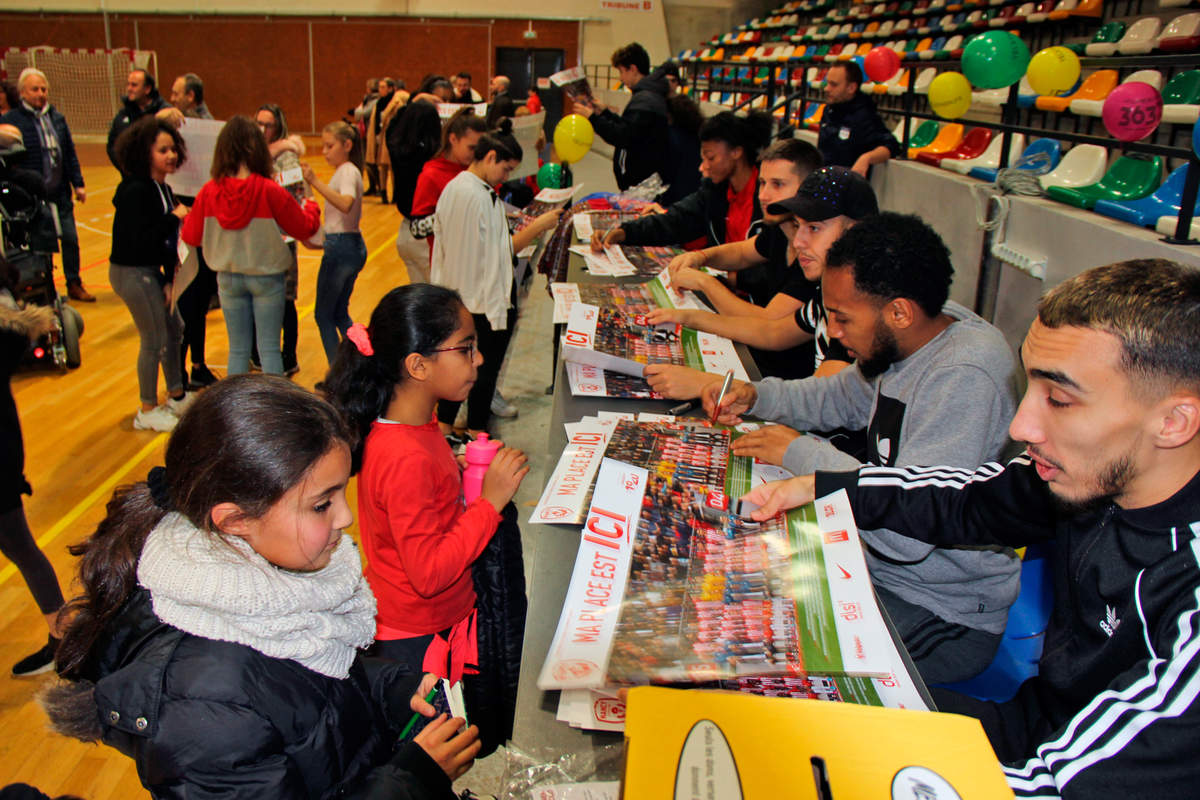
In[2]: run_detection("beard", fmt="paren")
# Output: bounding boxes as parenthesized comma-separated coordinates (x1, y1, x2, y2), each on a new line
(1033, 445, 1137, 515)
(856, 319, 901, 379)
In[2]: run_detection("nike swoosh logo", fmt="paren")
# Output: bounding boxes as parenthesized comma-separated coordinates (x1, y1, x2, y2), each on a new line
(837, 565, 852, 580)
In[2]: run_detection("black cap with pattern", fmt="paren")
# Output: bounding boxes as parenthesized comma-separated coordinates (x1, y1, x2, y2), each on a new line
(766, 165, 878, 222)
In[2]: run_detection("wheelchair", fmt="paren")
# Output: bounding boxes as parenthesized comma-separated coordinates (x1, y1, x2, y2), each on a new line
(0, 140, 83, 370)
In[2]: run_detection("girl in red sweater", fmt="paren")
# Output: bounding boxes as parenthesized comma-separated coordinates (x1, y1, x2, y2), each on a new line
(319, 284, 528, 684)
(401, 108, 488, 283)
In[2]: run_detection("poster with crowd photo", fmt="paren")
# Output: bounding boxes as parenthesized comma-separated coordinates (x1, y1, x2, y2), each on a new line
(562, 301, 748, 380)
(551, 267, 704, 324)
(515, 185, 584, 232)
(532, 419, 730, 526)
(565, 363, 662, 400)
(619, 246, 688, 279)
(538, 460, 899, 692)
(549, 65, 594, 104)
(573, 210, 641, 241)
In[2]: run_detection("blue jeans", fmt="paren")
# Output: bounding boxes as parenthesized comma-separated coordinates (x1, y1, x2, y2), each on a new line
(314, 232, 367, 362)
(217, 271, 285, 375)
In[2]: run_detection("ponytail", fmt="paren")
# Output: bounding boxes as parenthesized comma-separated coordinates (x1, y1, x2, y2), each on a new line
(473, 118, 522, 164)
(439, 106, 488, 157)
(54, 483, 166, 680)
(54, 376, 353, 680)
(319, 284, 467, 473)
(324, 120, 364, 171)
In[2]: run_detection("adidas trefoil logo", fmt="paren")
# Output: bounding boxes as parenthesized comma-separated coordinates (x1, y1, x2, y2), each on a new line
(1100, 605, 1121, 637)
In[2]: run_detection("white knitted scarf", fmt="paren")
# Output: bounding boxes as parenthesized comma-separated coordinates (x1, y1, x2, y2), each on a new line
(137, 512, 377, 679)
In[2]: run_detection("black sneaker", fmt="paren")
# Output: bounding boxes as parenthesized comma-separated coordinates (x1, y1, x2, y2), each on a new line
(12, 636, 58, 677)
(190, 364, 219, 388)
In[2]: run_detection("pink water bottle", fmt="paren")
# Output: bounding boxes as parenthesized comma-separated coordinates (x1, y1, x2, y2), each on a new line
(462, 433, 501, 504)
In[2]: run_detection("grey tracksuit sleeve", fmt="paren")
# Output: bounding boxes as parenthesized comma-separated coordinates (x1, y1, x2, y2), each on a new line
(749, 369, 874, 475)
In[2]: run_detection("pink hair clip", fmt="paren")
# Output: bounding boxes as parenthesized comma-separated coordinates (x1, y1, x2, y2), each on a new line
(346, 323, 374, 357)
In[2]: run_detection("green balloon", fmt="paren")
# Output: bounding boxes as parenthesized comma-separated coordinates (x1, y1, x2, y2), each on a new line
(537, 162, 563, 190)
(961, 31, 1031, 90)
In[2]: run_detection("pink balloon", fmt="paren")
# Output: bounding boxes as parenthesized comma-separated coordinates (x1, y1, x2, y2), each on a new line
(863, 47, 900, 83)
(1101, 82, 1163, 142)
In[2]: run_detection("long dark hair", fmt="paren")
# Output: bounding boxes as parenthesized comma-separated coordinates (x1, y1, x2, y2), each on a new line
(114, 116, 188, 179)
(211, 115, 274, 179)
(319, 284, 466, 473)
(255, 102, 288, 143)
(54, 376, 353, 680)
(473, 118, 522, 164)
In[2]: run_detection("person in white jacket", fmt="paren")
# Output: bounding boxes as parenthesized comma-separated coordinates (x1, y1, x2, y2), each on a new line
(431, 120, 559, 439)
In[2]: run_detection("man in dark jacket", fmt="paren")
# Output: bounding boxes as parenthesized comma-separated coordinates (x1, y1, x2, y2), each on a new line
(2, 68, 93, 302)
(485, 75, 517, 128)
(737, 258, 1200, 800)
(572, 42, 669, 192)
(106, 68, 174, 170)
(817, 62, 900, 176)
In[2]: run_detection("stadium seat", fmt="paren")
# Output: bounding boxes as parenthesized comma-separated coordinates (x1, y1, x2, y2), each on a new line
(1047, 0, 1078, 20)
(1094, 165, 1200, 227)
(1084, 20, 1127, 56)
(1115, 17, 1164, 55)
(913, 66, 938, 93)
(1070, 69, 1162, 116)
(1162, 70, 1200, 124)
(968, 136, 1059, 180)
(1157, 12, 1200, 51)
(893, 117, 942, 148)
(989, 4, 1019, 25)
(1011, 0, 1036, 20)
(920, 36, 948, 58)
(934, 544, 1054, 703)
(917, 126, 993, 165)
(906, 36, 935, 58)
(887, 68, 914, 94)
(1039, 143, 1108, 189)
(973, 86, 1010, 105)
(804, 103, 826, 129)
(1035, 69, 1117, 112)
(908, 122, 964, 158)
(1155, 214, 1200, 240)
(938, 34, 965, 57)
(1045, 154, 1163, 209)
(1069, 0, 1103, 17)
(1025, 0, 1057, 22)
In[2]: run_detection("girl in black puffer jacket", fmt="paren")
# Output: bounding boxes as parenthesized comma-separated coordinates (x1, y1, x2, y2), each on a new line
(42, 376, 479, 799)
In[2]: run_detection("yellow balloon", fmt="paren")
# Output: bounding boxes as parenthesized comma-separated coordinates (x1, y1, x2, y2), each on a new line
(928, 71, 972, 119)
(554, 114, 595, 164)
(1026, 46, 1081, 97)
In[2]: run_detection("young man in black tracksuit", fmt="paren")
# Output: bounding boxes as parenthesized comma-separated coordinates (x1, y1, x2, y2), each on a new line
(736, 259, 1200, 799)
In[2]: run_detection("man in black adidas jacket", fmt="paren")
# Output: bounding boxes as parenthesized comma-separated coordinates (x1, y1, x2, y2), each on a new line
(736, 259, 1200, 799)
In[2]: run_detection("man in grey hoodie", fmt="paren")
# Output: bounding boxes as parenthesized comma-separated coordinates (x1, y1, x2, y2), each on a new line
(708, 211, 1022, 684)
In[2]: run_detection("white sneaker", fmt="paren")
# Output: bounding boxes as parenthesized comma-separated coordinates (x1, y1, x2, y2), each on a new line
(491, 390, 518, 419)
(134, 405, 178, 432)
(166, 392, 197, 418)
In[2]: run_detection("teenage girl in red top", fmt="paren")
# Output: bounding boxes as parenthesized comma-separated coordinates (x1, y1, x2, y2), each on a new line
(319, 284, 529, 681)
(403, 109, 488, 282)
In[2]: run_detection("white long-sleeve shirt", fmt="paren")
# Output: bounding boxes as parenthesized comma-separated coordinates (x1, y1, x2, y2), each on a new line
(431, 170, 513, 330)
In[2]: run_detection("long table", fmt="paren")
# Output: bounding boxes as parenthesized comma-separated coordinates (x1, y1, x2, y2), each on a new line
(511, 247, 930, 762)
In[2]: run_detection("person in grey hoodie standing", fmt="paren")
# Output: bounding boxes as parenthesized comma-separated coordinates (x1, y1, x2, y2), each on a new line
(707, 211, 1022, 685)
(571, 43, 669, 192)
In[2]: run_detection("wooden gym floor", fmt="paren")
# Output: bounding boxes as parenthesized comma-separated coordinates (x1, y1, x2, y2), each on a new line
(2, 138, 411, 797)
